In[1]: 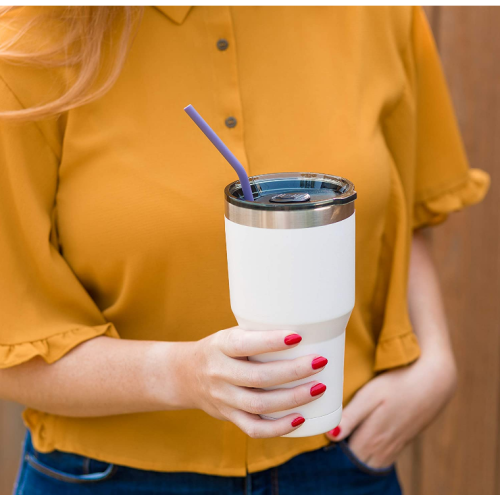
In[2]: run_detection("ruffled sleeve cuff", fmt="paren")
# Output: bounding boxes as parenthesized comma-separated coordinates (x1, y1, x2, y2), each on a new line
(413, 168, 490, 229)
(0, 323, 119, 369)
(374, 330, 421, 372)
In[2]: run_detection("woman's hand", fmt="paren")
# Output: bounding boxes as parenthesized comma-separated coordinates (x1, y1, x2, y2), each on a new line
(325, 352, 457, 468)
(171, 327, 329, 439)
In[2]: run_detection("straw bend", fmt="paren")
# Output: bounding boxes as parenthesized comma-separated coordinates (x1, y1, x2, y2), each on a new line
(184, 104, 254, 202)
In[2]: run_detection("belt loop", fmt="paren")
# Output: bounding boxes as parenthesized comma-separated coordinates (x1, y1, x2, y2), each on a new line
(245, 473, 252, 495)
(271, 468, 279, 495)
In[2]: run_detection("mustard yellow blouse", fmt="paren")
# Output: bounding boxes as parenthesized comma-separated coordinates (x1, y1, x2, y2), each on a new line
(0, 6, 489, 476)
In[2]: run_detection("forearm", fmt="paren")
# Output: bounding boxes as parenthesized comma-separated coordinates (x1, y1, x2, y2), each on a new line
(408, 229, 456, 369)
(0, 336, 191, 417)
(0, 328, 328, 439)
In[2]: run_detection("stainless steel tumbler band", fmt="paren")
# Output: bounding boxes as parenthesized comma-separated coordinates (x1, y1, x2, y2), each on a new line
(225, 202, 354, 229)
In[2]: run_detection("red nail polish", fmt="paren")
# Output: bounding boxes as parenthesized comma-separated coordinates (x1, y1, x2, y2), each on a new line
(312, 356, 328, 370)
(310, 383, 327, 397)
(284, 334, 302, 346)
(291, 416, 305, 427)
(329, 426, 341, 437)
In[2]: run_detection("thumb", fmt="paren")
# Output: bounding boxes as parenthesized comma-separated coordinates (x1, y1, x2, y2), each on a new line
(326, 383, 380, 442)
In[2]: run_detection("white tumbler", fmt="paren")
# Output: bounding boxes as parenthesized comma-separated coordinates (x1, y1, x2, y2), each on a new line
(224, 172, 357, 438)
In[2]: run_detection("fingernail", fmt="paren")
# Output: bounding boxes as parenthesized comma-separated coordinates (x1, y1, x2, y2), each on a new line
(310, 383, 327, 397)
(329, 426, 341, 437)
(284, 334, 302, 346)
(312, 356, 328, 370)
(291, 416, 305, 427)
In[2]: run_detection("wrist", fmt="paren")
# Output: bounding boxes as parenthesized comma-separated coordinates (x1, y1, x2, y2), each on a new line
(418, 348, 458, 394)
(144, 340, 197, 411)
(419, 345, 455, 370)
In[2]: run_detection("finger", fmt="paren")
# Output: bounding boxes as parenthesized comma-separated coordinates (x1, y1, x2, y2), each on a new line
(229, 409, 305, 439)
(219, 328, 302, 358)
(232, 381, 327, 415)
(325, 383, 381, 442)
(223, 354, 328, 388)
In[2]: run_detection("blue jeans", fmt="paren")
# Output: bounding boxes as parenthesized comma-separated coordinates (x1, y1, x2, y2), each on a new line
(14, 432, 402, 494)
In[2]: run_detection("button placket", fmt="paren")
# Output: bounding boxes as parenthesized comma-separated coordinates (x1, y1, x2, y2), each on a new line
(203, 6, 251, 175)
(202, 6, 251, 473)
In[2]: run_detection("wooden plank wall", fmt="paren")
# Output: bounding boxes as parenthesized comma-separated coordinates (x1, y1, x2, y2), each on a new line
(0, 6, 499, 496)
(397, 6, 500, 495)
(0, 402, 24, 494)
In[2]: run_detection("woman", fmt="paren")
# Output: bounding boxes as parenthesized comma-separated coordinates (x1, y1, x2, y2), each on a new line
(0, 6, 490, 495)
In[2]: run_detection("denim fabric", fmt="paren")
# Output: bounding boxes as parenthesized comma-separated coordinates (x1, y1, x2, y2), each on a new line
(14, 432, 402, 495)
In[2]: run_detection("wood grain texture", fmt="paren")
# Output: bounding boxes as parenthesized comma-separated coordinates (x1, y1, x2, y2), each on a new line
(0, 402, 25, 494)
(396, 442, 419, 494)
(419, 6, 500, 495)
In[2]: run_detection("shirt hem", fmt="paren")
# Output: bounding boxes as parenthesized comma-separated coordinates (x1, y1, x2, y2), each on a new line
(27, 428, 330, 478)
(246, 436, 330, 474)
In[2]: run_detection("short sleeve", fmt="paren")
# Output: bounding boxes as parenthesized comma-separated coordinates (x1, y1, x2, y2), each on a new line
(0, 77, 119, 369)
(411, 7, 490, 229)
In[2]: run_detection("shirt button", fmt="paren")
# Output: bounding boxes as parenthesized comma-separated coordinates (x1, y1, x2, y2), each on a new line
(225, 116, 237, 128)
(217, 38, 229, 51)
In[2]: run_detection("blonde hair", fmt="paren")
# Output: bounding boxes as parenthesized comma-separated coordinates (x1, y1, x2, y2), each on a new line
(0, 6, 143, 121)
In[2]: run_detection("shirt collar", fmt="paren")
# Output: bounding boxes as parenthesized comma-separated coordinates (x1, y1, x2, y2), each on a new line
(155, 6, 192, 25)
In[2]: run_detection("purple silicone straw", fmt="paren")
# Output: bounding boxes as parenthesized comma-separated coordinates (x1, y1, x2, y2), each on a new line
(184, 104, 254, 202)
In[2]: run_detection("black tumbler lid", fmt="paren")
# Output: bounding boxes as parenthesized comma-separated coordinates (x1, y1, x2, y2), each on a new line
(225, 172, 357, 211)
